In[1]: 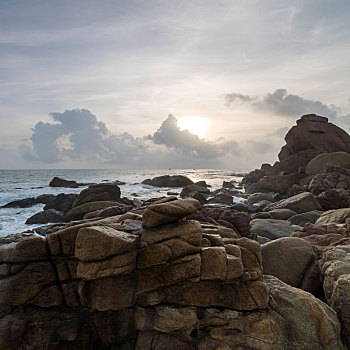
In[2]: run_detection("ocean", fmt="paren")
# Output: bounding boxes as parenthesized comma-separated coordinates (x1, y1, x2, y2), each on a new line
(0, 169, 245, 237)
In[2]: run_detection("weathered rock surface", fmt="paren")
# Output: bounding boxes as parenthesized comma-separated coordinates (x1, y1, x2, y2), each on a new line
(73, 183, 121, 207)
(64, 201, 121, 221)
(142, 175, 194, 187)
(142, 198, 200, 228)
(262, 237, 320, 293)
(265, 192, 322, 213)
(288, 210, 323, 226)
(321, 243, 350, 347)
(44, 193, 78, 212)
(49, 176, 78, 188)
(316, 208, 350, 225)
(306, 151, 350, 175)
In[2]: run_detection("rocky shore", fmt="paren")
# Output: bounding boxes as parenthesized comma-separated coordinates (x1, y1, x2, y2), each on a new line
(1, 113, 350, 349)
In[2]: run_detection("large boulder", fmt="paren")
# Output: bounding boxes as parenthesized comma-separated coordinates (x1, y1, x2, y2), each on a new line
(142, 175, 194, 188)
(142, 198, 200, 228)
(288, 210, 323, 226)
(49, 176, 78, 188)
(44, 193, 78, 213)
(25, 209, 64, 224)
(306, 151, 350, 175)
(73, 183, 121, 207)
(261, 237, 320, 293)
(265, 192, 322, 214)
(265, 276, 346, 350)
(64, 201, 121, 221)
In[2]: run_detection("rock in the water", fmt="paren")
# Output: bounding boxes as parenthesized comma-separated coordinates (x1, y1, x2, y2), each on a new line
(142, 198, 200, 228)
(261, 237, 320, 293)
(250, 219, 300, 240)
(265, 192, 322, 214)
(73, 183, 121, 207)
(49, 176, 78, 188)
(180, 184, 210, 198)
(44, 193, 78, 212)
(306, 151, 350, 175)
(142, 175, 194, 188)
(25, 209, 64, 224)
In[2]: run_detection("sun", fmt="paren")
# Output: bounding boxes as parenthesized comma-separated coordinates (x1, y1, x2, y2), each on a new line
(177, 116, 208, 139)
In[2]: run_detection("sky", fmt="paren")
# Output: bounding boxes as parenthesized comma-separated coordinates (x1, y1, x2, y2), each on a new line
(1, 0, 350, 169)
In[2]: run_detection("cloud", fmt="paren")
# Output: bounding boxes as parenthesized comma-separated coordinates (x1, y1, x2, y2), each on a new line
(267, 127, 289, 137)
(147, 114, 240, 159)
(225, 89, 339, 119)
(20, 109, 243, 168)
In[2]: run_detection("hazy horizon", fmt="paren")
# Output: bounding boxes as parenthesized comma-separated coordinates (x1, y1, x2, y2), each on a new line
(1, 0, 350, 169)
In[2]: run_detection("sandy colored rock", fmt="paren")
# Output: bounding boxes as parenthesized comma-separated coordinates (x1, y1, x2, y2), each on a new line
(65, 201, 120, 221)
(0, 233, 47, 262)
(0, 262, 56, 305)
(76, 250, 137, 280)
(201, 247, 226, 280)
(265, 275, 346, 350)
(75, 225, 140, 261)
(142, 198, 200, 228)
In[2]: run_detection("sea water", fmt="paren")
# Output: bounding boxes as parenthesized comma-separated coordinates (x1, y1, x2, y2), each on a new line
(0, 169, 245, 237)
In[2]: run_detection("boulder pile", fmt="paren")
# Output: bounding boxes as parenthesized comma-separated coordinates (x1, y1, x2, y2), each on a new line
(0, 198, 346, 349)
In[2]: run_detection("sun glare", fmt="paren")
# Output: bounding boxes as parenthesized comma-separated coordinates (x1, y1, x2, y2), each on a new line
(177, 116, 208, 139)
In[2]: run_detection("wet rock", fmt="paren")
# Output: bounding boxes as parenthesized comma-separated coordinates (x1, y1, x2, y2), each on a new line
(142, 175, 194, 188)
(25, 209, 64, 224)
(44, 193, 78, 212)
(49, 176, 78, 188)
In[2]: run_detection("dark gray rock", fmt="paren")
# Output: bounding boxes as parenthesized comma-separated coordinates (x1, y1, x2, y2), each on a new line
(142, 175, 194, 188)
(49, 177, 78, 188)
(25, 209, 64, 224)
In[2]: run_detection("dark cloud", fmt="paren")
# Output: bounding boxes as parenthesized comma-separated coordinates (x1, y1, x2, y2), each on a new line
(225, 89, 338, 119)
(21, 109, 242, 168)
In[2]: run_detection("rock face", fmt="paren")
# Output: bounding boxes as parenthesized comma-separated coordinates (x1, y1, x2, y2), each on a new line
(142, 175, 194, 187)
(243, 114, 350, 194)
(0, 198, 345, 349)
(49, 176, 78, 188)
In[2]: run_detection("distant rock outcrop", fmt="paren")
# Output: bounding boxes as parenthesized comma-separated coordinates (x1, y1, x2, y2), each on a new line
(49, 176, 78, 188)
(244, 114, 350, 194)
(142, 174, 194, 187)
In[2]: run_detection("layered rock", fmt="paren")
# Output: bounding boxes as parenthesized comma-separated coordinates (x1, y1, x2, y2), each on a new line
(0, 198, 344, 349)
